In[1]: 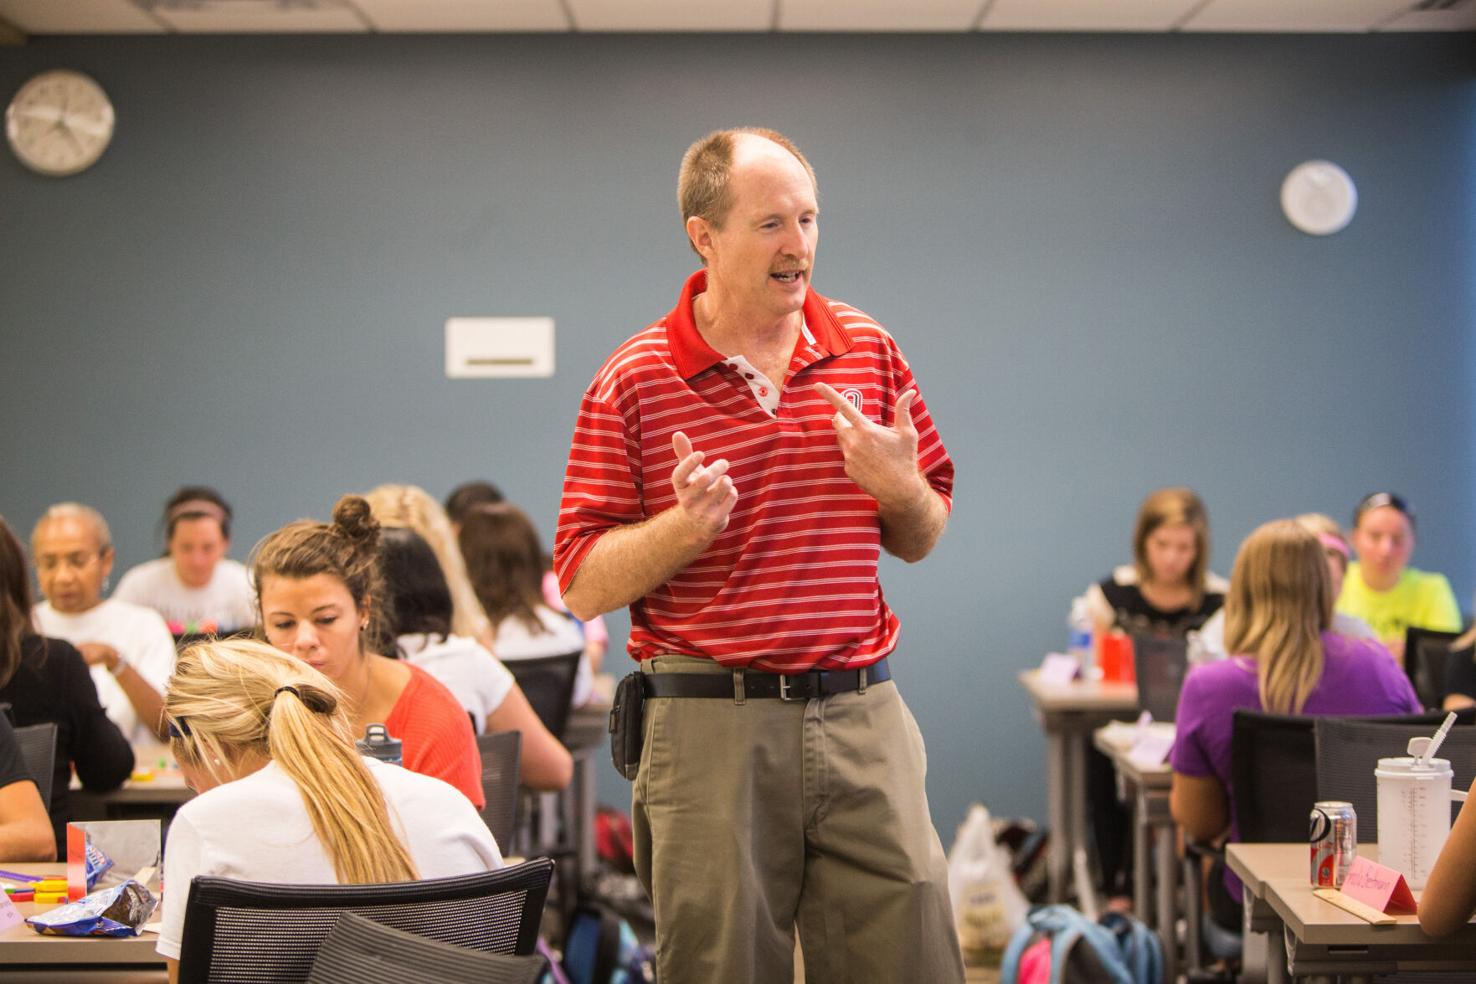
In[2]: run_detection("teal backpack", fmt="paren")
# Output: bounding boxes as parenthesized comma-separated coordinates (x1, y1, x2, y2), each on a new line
(1001, 904, 1163, 984)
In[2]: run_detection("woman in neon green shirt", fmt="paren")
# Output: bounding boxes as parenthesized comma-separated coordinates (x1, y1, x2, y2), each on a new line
(1336, 492, 1461, 665)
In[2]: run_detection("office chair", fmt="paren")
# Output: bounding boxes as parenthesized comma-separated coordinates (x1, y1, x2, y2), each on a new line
(1315, 714, 1476, 842)
(503, 651, 582, 740)
(477, 730, 523, 855)
(176, 858, 554, 984)
(13, 722, 58, 807)
(1404, 627, 1468, 710)
(1131, 635, 1188, 723)
(307, 911, 546, 984)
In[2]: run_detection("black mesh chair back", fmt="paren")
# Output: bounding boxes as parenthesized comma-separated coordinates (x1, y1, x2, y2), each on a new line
(307, 911, 546, 984)
(176, 858, 555, 984)
(477, 730, 522, 854)
(1405, 627, 1467, 709)
(1131, 635, 1188, 722)
(1231, 711, 1318, 843)
(1315, 715, 1476, 842)
(504, 651, 582, 739)
(13, 722, 58, 807)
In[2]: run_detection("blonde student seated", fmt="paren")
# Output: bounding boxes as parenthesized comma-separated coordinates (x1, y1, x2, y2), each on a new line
(1170, 520, 1420, 931)
(156, 639, 501, 980)
(1195, 513, 1377, 662)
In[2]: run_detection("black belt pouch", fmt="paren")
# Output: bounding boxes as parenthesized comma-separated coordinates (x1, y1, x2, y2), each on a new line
(609, 671, 645, 780)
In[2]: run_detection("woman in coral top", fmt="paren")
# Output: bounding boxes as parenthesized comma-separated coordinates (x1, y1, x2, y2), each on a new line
(251, 496, 483, 809)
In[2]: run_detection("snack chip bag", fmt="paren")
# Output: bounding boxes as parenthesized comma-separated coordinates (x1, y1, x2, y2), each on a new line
(26, 880, 157, 938)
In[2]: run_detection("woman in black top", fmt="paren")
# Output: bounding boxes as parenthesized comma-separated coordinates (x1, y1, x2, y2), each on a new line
(1085, 487, 1228, 638)
(0, 515, 132, 854)
(1080, 487, 1227, 904)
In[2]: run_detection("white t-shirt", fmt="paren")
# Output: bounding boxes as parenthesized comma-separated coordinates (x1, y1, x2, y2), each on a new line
(396, 633, 516, 735)
(157, 757, 502, 960)
(34, 599, 176, 743)
(113, 557, 256, 635)
(493, 605, 592, 707)
(1194, 607, 1380, 664)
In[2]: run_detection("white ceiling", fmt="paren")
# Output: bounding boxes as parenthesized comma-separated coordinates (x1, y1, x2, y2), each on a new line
(0, 0, 1470, 35)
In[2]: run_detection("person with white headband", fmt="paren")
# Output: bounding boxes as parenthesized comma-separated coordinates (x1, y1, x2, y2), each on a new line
(114, 486, 255, 638)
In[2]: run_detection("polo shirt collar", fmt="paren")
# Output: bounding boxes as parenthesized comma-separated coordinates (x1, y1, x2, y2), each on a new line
(666, 269, 854, 380)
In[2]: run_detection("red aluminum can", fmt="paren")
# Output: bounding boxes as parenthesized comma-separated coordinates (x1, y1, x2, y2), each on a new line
(1310, 800, 1357, 888)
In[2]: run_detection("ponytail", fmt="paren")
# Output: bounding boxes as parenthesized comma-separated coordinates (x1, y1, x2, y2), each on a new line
(166, 639, 417, 884)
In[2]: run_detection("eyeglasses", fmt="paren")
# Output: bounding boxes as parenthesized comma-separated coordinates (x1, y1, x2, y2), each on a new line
(166, 718, 191, 738)
(34, 550, 105, 573)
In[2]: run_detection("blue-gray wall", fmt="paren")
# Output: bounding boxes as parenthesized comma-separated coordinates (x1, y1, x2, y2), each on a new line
(2, 33, 1473, 839)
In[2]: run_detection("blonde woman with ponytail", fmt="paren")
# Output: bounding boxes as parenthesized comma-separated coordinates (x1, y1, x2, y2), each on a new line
(1169, 519, 1420, 932)
(155, 639, 500, 980)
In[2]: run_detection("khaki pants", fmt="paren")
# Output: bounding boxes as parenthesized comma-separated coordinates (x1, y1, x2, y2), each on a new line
(632, 655, 965, 984)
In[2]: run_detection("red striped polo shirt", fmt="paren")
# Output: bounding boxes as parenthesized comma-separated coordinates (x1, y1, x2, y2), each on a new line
(554, 269, 954, 672)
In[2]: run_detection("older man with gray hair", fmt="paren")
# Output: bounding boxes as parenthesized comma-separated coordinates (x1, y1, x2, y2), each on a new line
(32, 503, 175, 743)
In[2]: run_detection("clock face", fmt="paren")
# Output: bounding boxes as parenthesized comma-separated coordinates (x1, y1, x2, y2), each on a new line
(1280, 160, 1357, 237)
(6, 69, 115, 177)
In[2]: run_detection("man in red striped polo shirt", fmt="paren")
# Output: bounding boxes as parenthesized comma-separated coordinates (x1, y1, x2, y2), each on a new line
(555, 127, 963, 983)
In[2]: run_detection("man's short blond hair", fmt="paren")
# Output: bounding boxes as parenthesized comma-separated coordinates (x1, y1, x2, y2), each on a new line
(678, 127, 816, 257)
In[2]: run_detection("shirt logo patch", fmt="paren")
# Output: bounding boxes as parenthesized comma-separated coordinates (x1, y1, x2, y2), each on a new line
(842, 388, 864, 413)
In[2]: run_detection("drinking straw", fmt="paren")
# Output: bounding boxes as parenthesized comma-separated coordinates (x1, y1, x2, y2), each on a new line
(1419, 711, 1458, 767)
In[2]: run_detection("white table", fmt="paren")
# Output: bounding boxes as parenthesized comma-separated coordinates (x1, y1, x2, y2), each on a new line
(1093, 721, 1176, 983)
(1227, 842, 1476, 982)
(1018, 668, 1138, 906)
(0, 863, 162, 976)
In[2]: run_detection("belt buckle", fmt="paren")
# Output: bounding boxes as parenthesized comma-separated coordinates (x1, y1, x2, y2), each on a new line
(778, 673, 805, 702)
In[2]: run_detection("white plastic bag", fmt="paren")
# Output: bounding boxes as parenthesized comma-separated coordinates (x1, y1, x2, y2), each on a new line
(948, 804, 1030, 968)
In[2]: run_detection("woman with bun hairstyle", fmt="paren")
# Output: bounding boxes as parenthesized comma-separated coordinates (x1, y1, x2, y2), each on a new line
(155, 638, 500, 979)
(251, 496, 484, 809)
(1171, 520, 1420, 932)
(113, 486, 255, 637)
(379, 527, 573, 790)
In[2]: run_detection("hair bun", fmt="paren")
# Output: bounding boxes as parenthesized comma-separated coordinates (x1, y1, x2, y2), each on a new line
(331, 495, 380, 551)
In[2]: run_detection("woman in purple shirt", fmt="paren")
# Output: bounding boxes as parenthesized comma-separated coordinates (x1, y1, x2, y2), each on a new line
(1170, 519, 1421, 930)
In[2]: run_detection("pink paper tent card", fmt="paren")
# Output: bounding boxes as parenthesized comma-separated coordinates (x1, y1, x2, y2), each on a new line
(0, 892, 22, 932)
(1340, 856, 1418, 914)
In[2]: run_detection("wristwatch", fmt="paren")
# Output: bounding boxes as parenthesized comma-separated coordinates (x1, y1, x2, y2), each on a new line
(108, 651, 128, 677)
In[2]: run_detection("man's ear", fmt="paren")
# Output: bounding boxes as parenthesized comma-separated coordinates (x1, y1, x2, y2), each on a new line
(686, 214, 716, 263)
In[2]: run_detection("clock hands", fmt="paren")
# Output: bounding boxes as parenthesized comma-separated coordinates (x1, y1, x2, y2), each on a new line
(15, 105, 63, 125)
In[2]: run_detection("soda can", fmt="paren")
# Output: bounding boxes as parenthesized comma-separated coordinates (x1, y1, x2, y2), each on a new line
(1310, 801, 1358, 888)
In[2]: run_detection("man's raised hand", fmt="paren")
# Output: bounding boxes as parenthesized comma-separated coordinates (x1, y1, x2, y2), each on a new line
(814, 382, 929, 512)
(670, 431, 737, 541)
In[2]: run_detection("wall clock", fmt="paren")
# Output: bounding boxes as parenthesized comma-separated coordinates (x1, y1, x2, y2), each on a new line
(1280, 160, 1357, 236)
(6, 69, 115, 177)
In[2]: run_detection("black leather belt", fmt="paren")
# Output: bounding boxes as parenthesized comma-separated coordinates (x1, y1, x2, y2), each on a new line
(643, 658, 890, 702)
